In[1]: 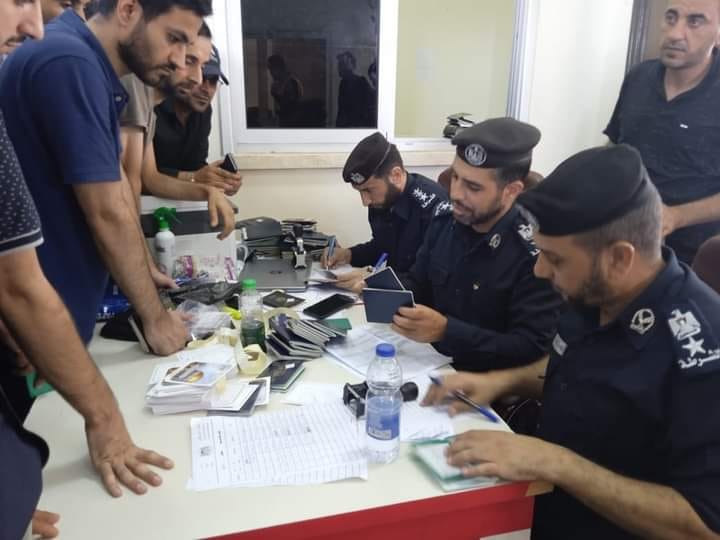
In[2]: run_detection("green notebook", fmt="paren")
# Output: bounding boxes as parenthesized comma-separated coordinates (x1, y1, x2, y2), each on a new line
(412, 439, 499, 492)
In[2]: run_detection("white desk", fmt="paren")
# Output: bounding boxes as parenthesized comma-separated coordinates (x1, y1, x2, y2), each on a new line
(26, 308, 549, 539)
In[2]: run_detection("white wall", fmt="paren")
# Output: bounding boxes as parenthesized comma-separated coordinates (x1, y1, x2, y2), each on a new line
(208, 0, 635, 244)
(526, 0, 634, 175)
(395, 0, 515, 138)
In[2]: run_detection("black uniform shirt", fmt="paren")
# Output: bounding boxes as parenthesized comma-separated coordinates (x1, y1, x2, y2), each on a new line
(153, 97, 212, 177)
(402, 204, 562, 371)
(350, 173, 448, 273)
(533, 248, 720, 539)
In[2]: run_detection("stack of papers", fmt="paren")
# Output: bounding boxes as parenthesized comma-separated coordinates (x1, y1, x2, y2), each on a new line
(281, 379, 454, 442)
(189, 403, 367, 490)
(412, 439, 499, 492)
(326, 325, 451, 380)
(145, 345, 256, 415)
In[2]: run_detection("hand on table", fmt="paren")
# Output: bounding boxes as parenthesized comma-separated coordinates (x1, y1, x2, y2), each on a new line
(143, 310, 189, 356)
(31, 509, 60, 538)
(445, 430, 557, 482)
(85, 412, 174, 497)
(391, 304, 447, 343)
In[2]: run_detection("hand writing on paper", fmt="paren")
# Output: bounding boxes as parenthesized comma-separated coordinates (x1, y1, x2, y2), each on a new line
(86, 412, 174, 497)
(391, 305, 447, 343)
(422, 372, 507, 416)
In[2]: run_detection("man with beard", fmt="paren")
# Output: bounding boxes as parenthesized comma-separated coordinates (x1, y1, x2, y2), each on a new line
(605, 0, 720, 265)
(423, 144, 720, 539)
(119, 22, 235, 237)
(0, 0, 212, 362)
(322, 131, 449, 290)
(393, 118, 562, 372)
(153, 43, 240, 195)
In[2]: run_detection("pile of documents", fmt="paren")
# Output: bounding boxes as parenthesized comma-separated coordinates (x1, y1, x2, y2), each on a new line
(326, 325, 451, 380)
(266, 314, 346, 360)
(145, 345, 264, 415)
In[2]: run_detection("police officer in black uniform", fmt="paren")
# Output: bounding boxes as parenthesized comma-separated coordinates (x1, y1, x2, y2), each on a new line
(323, 132, 448, 290)
(394, 117, 562, 372)
(424, 144, 720, 540)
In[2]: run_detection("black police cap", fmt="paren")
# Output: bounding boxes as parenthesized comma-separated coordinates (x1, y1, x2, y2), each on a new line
(518, 144, 653, 236)
(343, 132, 393, 185)
(452, 117, 541, 168)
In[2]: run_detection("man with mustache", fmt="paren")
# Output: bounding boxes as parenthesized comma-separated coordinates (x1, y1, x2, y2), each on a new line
(119, 22, 235, 238)
(394, 118, 562, 372)
(0, 0, 212, 362)
(153, 43, 241, 196)
(606, 0, 720, 265)
(424, 145, 720, 539)
(0, 1, 200, 538)
(321, 131, 449, 291)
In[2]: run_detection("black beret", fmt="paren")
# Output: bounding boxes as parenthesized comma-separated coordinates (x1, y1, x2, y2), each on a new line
(343, 132, 393, 185)
(452, 117, 541, 168)
(518, 144, 653, 236)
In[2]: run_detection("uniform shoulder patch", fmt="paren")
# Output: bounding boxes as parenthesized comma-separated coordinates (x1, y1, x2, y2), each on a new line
(410, 186, 439, 210)
(433, 200, 453, 217)
(666, 302, 720, 376)
(515, 220, 540, 257)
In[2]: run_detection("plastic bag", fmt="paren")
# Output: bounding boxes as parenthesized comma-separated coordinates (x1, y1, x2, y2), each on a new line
(176, 299, 232, 340)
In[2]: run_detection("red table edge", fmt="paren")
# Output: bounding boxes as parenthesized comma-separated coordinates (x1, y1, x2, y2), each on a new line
(207, 480, 553, 540)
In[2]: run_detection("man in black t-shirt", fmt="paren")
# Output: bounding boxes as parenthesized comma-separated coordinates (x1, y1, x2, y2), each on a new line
(605, 0, 720, 264)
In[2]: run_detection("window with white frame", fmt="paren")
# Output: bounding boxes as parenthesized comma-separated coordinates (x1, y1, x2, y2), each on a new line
(214, 0, 522, 148)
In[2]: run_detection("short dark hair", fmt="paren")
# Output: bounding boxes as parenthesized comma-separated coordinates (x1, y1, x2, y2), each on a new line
(375, 144, 404, 179)
(574, 184, 662, 259)
(494, 158, 532, 187)
(96, 0, 212, 20)
(198, 20, 211, 38)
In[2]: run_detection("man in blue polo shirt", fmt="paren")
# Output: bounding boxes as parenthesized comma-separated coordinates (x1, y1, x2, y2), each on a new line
(0, 0, 212, 366)
(605, 0, 720, 264)
(0, 2, 186, 538)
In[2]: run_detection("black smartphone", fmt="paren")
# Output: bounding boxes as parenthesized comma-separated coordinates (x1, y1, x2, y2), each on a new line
(302, 293, 356, 320)
(220, 153, 238, 174)
(263, 290, 305, 308)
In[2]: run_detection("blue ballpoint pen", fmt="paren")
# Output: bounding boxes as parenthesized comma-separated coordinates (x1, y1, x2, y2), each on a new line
(326, 236, 336, 269)
(373, 252, 388, 272)
(428, 375, 500, 423)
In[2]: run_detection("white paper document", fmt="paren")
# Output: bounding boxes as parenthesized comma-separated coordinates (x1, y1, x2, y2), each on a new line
(326, 325, 451, 379)
(282, 382, 345, 406)
(189, 403, 367, 490)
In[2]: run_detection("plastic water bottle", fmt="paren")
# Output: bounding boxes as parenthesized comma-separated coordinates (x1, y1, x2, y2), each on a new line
(365, 343, 402, 464)
(240, 279, 266, 351)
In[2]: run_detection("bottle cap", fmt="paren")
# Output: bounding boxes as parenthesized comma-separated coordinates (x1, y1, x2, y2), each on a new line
(376, 343, 395, 358)
(242, 278, 257, 290)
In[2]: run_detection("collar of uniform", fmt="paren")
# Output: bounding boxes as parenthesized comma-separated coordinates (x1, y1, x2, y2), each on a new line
(616, 247, 683, 349)
(391, 173, 416, 221)
(51, 11, 128, 113)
